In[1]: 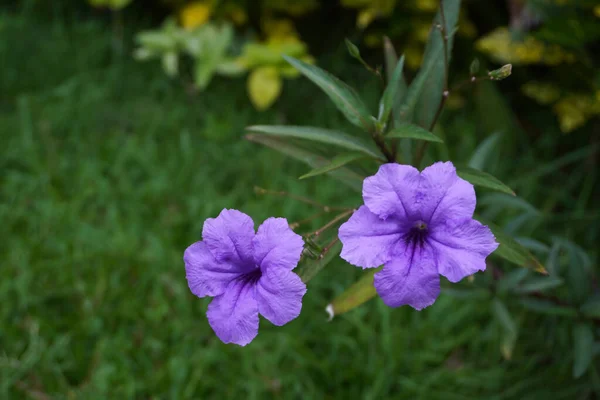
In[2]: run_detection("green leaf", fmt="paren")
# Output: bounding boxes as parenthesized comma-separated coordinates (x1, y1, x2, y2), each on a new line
(413, 0, 461, 129)
(492, 299, 516, 335)
(497, 268, 530, 293)
(326, 268, 379, 319)
(383, 36, 411, 163)
(573, 323, 594, 378)
(514, 277, 563, 294)
(295, 241, 342, 283)
(246, 125, 383, 159)
(386, 122, 443, 143)
(481, 220, 547, 273)
(457, 167, 515, 196)
(580, 297, 600, 318)
(492, 299, 518, 360)
(247, 67, 282, 110)
(283, 55, 375, 131)
(162, 52, 178, 77)
(518, 298, 578, 317)
(379, 55, 405, 125)
(345, 38, 361, 59)
(468, 131, 501, 170)
(397, 43, 444, 123)
(245, 134, 363, 192)
(300, 152, 366, 180)
(383, 36, 407, 126)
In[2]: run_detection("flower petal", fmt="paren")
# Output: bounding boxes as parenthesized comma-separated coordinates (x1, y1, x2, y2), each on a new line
(363, 163, 421, 220)
(429, 218, 498, 283)
(206, 279, 259, 346)
(253, 217, 304, 271)
(184, 241, 243, 297)
(418, 161, 475, 226)
(202, 209, 255, 268)
(338, 205, 408, 268)
(255, 268, 307, 326)
(374, 244, 440, 310)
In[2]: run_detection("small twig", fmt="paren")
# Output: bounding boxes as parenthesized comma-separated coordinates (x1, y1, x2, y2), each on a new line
(452, 76, 491, 92)
(319, 237, 340, 259)
(254, 186, 347, 211)
(289, 210, 332, 229)
(307, 209, 355, 237)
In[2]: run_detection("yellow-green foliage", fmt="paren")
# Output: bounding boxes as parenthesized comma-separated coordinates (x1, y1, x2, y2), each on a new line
(123, 0, 600, 132)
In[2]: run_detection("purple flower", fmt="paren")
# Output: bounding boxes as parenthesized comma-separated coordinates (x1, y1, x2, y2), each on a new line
(184, 209, 306, 346)
(339, 162, 498, 310)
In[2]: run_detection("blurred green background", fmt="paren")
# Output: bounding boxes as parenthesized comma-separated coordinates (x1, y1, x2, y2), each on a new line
(1, 0, 599, 398)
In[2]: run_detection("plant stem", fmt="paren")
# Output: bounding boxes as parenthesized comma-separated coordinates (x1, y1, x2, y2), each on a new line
(372, 130, 396, 163)
(254, 186, 348, 211)
(289, 210, 332, 229)
(308, 209, 355, 237)
(319, 237, 340, 259)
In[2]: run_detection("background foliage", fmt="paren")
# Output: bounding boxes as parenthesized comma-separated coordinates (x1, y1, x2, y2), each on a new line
(1, 0, 598, 398)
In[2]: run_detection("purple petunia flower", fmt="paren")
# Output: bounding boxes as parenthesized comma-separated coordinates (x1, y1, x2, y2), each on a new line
(339, 161, 498, 310)
(184, 209, 306, 346)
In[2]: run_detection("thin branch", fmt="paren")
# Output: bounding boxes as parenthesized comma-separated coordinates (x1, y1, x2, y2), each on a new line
(289, 210, 331, 229)
(319, 237, 340, 259)
(307, 209, 355, 237)
(254, 186, 348, 211)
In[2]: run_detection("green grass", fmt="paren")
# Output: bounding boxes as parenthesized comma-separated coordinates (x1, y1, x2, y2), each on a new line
(1, 5, 598, 399)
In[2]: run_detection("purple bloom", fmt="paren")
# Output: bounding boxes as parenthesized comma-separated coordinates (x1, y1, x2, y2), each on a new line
(338, 162, 498, 310)
(184, 209, 306, 346)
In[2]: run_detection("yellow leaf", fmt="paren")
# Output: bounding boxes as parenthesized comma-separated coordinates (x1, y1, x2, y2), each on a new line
(248, 67, 282, 111)
(180, 2, 212, 31)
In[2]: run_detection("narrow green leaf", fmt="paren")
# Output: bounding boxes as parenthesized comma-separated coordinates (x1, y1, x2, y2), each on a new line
(326, 269, 379, 319)
(573, 323, 594, 378)
(481, 220, 547, 274)
(383, 37, 407, 125)
(468, 131, 501, 170)
(383, 36, 411, 162)
(397, 43, 444, 123)
(514, 277, 563, 294)
(469, 58, 480, 75)
(497, 268, 530, 294)
(386, 122, 444, 143)
(245, 134, 363, 192)
(296, 241, 342, 283)
(492, 299, 518, 360)
(345, 38, 361, 59)
(414, 0, 461, 129)
(492, 298, 517, 335)
(457, 167, 515, 196)
(283, 55, 375, 131)
(379, 55, 405, 124)
(580, 297, 600, 318)
(300, 152, 366, 180)
(246, 125, 383, 159)
(518, 298, 578, 317)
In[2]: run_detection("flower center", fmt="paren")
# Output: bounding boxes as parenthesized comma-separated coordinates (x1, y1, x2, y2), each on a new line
(240, 267, 262, 284)
(403, 220, 429, 248)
